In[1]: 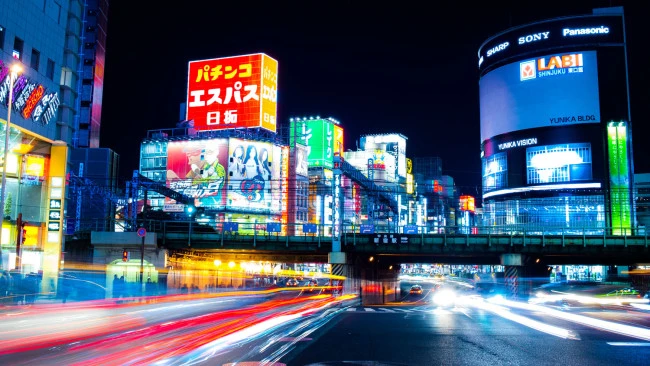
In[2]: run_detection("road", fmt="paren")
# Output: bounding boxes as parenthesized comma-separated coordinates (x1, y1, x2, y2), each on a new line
(281, 296, 650, 366)
(2, 282, 650, 365)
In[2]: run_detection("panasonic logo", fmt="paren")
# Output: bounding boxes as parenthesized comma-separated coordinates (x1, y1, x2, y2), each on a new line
(563, 26, 609, 36)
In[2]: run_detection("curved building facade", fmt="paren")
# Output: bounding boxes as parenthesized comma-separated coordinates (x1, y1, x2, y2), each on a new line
(478, 7, 633, 235)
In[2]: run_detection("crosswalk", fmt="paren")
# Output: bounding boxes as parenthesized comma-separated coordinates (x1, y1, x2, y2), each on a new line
(345, 306, 449, 314)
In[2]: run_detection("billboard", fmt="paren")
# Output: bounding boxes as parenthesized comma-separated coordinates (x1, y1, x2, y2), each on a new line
(360, 134, 407, 178)
(478, 14, 624, 70)
(343, 150, 396, 183)
(526, 143, 592, 184)
(607, 122, 631, 235)
(226, 138, 281, 213)
(480, 51, 600, 142)
(186, 53, 278, 132)
(295, 144, 309, 177)
(289, 118, 344, 169)
(165, 139, 229, 211)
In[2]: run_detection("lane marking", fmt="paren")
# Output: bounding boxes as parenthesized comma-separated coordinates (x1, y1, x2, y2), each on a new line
(364, 308, 376, 312)
(378, 308, 396, 313)
(607, 342, 650, 346)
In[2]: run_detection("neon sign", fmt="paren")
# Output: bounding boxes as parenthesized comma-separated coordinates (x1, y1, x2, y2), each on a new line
(0, 61, 60, 125)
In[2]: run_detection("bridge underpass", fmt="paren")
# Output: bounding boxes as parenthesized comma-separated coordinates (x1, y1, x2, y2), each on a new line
(156, 230, 650, 303)
(160, 230, 650, 266)
(91, 228, 650, 304)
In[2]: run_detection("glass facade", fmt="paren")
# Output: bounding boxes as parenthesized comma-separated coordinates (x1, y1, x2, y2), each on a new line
(482, 152, 507, 193)
(482, 195, 606, 234)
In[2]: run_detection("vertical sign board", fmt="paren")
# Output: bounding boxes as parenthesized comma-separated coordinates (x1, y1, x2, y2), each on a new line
(186, 53, 278, 133)
(607, 122, 632, 235)
(332, 160, 342, 251)
(43, 144, 68, 294)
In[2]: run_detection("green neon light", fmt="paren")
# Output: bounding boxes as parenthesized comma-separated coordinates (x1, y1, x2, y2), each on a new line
(607, 122, 631, 235)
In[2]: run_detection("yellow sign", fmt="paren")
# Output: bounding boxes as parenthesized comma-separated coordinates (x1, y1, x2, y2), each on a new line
(260, 54, 278, 132)
(406, 173, 414, 194)
(406, 158, 412, 174)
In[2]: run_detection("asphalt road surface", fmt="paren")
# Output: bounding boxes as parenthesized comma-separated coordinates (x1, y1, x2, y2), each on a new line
(278, 301, 650, 366)
(3, 283, 650, 366)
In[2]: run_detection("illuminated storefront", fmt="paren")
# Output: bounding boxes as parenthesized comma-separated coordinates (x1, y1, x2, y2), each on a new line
(0, 123, 66, 289)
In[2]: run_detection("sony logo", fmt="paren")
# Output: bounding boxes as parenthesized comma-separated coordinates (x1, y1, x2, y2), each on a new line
(518, 31, 550, 45)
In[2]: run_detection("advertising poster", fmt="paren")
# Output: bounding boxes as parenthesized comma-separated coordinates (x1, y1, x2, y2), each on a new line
(165, 139, 229, 210)
(227, 138, 280, 212)
(186, 53, 278, 132)
(607, 123, 632, 235)
(295, 144, 309, 177)
(480, 51, 600, 142)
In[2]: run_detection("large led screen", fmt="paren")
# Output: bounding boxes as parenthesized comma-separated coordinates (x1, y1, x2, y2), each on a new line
(526, 143, 592, 185)
(165, 139, 229, 211)
(227, 138, 281, 213)
(479, 51, 600, 142)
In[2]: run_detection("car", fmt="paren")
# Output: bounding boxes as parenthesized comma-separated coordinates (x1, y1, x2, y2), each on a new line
(409, 285, 423, 295)
(286, 278, 299, 287)
(597, 288, 643, 304)
(306, 279, 319, 292)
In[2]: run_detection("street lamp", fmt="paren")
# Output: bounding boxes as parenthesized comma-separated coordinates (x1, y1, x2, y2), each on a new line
(228, 261, 235, 287)
(1, 64, 22, 259)
(214, 259, 221, 289)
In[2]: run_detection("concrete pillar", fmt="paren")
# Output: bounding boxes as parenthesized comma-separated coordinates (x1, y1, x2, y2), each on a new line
(329, 252, 350, 295)
(501, 254, 522, 299)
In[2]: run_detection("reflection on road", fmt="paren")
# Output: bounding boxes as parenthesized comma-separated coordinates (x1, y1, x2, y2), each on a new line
(0, 288, 357, 365)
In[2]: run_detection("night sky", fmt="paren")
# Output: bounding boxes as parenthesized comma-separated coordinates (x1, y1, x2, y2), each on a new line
(101, 0, 649, 194)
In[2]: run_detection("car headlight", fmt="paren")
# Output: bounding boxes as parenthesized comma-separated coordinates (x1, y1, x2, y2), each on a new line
(433, 289, 456, 306)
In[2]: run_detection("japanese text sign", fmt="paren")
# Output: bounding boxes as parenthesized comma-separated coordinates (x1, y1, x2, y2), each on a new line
(186, 53, 278, 132)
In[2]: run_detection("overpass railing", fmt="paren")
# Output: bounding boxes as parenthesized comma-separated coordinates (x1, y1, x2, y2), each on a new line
(80, 219, 645, 237)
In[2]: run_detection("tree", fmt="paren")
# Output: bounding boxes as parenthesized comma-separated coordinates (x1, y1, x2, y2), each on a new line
(4, 192, 12, 220)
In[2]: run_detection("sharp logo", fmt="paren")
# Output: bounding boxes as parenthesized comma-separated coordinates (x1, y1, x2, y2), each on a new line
(487, 41, 509, 57)
(518, 31, 550, 45)
(520, 60, 536, 81)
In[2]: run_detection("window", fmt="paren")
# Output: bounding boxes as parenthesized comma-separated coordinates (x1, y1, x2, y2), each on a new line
(0, 26, 5, 50)
(482, 152, 507, 193)
(46, 59, 55, 80)
(30, 49, 40, 71)
(13, 37, 24, 60)
(60, 67, 73, 87)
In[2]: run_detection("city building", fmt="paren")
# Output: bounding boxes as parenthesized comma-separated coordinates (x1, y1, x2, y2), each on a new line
(0, 1, 114, 295)
(0, 1, 73, 290)
(635, 173, 650, 231)
(478, 6, 634, 235)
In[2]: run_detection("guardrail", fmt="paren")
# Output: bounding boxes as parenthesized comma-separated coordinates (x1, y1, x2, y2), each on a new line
(100, 220, 649, 250)
(115, 220, 645, 237)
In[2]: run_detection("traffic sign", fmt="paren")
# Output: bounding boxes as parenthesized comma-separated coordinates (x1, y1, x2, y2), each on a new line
(137, 227, 146, 237)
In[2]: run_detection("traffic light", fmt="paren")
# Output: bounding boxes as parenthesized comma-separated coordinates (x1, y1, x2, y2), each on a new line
(21, 222, 27, 245)
(122, 250, 129, 262)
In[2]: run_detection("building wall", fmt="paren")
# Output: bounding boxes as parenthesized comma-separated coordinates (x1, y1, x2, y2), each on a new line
(635, 173, 650, 230)
(67, 147, 120, 233)
(0, 0, 67, 141)
(478, 8, 630, 234)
